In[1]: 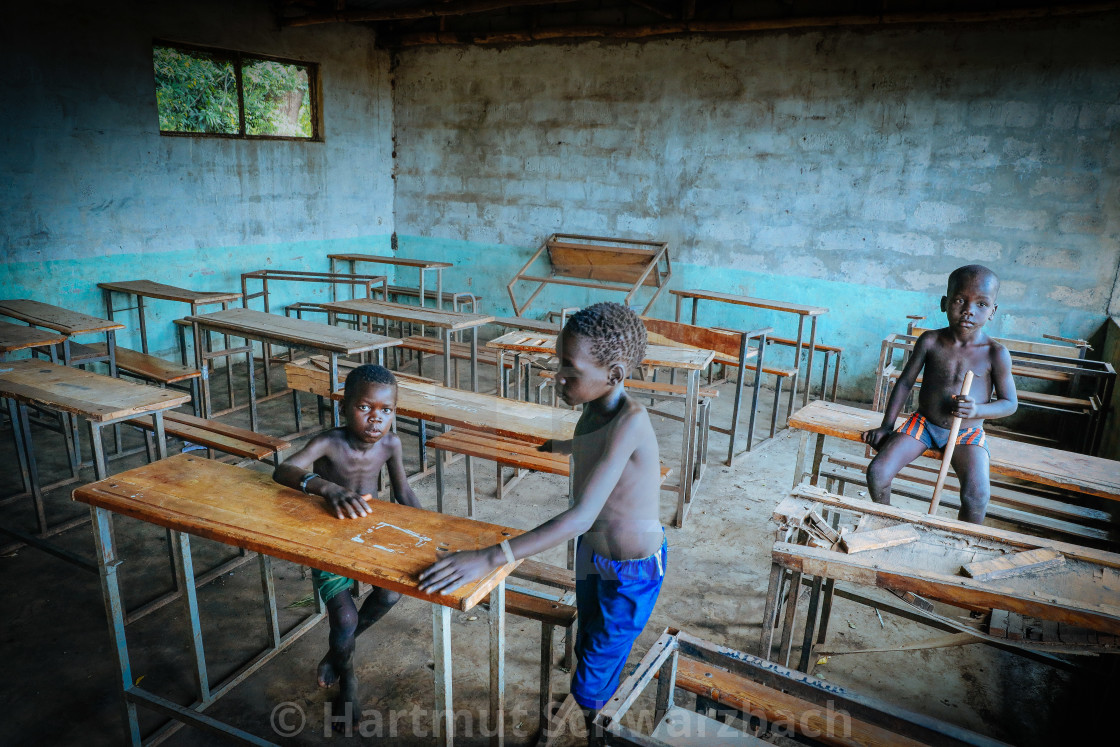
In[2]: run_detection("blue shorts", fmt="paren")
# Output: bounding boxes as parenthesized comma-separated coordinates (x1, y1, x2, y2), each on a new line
(571, 533, 667, 710)
(897, 412, 988, 454)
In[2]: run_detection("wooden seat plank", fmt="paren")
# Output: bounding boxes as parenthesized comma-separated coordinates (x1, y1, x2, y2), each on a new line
(489, 316, 561, 334)
(97, 280, 243, 306)
(400, 335, 514, 368)
(72, 454, 521, 611)
(789, 400, 1120, 501)
(511, 559, 576, 590)
(504, 590, 578, 627)
(0, 299, 124, 335)
(126, 412, 288, 461)
(667, 657, 923, 747)
(488, 331, 714, 371)
(0, 359, 190, 422)
(387, 285, 481, 304)
(86, 343, 200, 384)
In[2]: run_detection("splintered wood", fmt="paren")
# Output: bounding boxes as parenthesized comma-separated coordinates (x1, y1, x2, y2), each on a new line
(841, 524, 920, 554)
(962, 548, 1065, 581)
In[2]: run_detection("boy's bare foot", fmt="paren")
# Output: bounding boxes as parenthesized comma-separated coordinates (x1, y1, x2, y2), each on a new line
(317, 654, 338, 688)
(331, 673, 361, 733)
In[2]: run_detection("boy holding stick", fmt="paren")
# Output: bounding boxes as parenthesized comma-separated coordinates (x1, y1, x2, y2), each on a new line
(862, 265, 1017, 523)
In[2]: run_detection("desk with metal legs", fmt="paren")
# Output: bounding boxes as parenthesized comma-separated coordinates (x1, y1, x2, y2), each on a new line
(73, 454, 520, 747)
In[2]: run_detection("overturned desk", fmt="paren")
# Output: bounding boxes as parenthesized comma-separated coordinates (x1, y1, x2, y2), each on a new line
(762, 485, 1120, 674)
(73, 453, 521, 746)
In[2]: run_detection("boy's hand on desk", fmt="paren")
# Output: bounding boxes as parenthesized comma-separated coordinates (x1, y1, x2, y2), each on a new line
(537, 440, 554, 453)
(418, 549, 497, 594)
(861, 426, 893, 450)
(323, 486, 372, 520)
(953, 395, 978, 419)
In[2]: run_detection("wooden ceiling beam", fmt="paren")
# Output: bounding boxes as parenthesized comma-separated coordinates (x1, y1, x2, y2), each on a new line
(284, 0, 584, 27)
(392, 1, 1120, 45)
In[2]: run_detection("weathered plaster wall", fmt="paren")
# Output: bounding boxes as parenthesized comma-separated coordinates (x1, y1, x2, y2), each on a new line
(1, 0, 394, 356)
(392, 16, 1120, 399)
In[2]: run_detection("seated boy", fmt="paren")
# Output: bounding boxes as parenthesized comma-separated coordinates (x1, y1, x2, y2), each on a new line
(862, 264, 1017, 523)
(273, 364, 420, 724)
(419, 302, 666, 733)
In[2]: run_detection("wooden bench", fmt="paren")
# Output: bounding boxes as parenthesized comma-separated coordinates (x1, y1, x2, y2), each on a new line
(427, 427, 672, 515)
(507, 233, 671, 317)
(83, 343, 201, 416)
(385, 285, 480, 313)
(126, 410, 290, 465)
(502, 559, 578, 741)
(765, 335, 843, 403)
(817, 455, 1117, 547)
(398, 334, 513, 393)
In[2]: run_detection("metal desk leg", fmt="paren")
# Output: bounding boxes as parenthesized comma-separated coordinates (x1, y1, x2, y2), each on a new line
(758, 562, 784, 658)
(787, 316, 806, 422)
(674, 293, 681, 323)
(443, 334, 452, 388)
(809, 434, 825, 487)
(329, 354, 340, 428)
(12, 402, 46, 531)
(471, 329, 479, 393)
(436, 268, 444, 313)
(192, 321, 212, 420)
(136, 295, 149, 355)
(797, 576, 824, 672)
(690, 299, 698, 326)
(171, 530, 211, 703)
(435, 451, 445, 513)
(91, 505, 142, 746)
(792, 431, 810, 488)
(433, 604, 454, 746)
(671, 370, 698, 528)
(88, 422, 109, 481)
(489, 580, 506, 747)
(777, 569, 803, 667)
(247, 344, 259, 433)
(804, 316, 818, 408)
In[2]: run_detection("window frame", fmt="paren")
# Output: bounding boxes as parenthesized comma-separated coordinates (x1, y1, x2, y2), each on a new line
(153, 40, 323, 142)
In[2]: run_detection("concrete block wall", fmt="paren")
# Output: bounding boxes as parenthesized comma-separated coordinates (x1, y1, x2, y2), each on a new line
(1, 0, 394, 357)
(392, 15, 1120, 400)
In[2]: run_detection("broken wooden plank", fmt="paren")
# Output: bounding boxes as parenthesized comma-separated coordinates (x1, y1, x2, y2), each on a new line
(961, 548, 1065, 581)
(840, 524, 920, 554)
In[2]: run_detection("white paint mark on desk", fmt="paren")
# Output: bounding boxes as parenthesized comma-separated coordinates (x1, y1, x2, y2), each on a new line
(372, 544, 398, 554)
(349, 521, 432, 548)
(352, 535, 365, 543)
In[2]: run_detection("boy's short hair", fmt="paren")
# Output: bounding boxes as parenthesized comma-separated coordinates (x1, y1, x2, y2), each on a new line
(947, 264, 999, 295)
(564, 302, 647, 371)
(343, 364, 397, 399)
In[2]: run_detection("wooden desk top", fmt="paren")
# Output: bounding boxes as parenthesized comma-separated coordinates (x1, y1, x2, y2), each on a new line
(0, 299, 125, 336)
(670, 288, 828, 316)
(185, 308, 400, 356)
(487, 331, 715, 371)
(0, 320, 67, 353)
(97, 280, 243, 305)
(0, 360, 189, 421)
(328, 253, 453, 270)
(789, 400, 1120, 501)
(72, 454, 519, 610)
(776, 486, 1120, 637)
(320, 299, 495, 330)
(399, 380, 579, 443)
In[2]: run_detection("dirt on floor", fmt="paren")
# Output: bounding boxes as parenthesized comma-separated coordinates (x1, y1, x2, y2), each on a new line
(0, 359, 1113, 746)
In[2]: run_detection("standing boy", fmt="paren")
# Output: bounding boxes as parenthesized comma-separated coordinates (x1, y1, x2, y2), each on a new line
(273, 364, 421, 724)
(419, 302, 666, 730)
(861, 264, 1017, 523)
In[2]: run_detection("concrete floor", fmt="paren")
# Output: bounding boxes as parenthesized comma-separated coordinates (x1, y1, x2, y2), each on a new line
(0, 355, 1113, 746)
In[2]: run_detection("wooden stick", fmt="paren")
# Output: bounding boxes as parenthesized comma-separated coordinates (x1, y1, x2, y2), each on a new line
(929, 370, 974, 515)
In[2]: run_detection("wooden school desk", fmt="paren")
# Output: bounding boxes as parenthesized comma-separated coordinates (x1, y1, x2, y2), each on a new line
(97, 279, 243, 354)
(486, 331, 715, 527)
(0, 298, 125, 373)
(762, 485, 1120, 673)
(328, 252, 454, 310)
(0, 319, 65, 362)
(73, 453, 520, 747)
(321, 298, 495, 389)
(183, 308, 400, 431)
(787, 400, 1120, 503)
(0, 360, 188, 568)
(671, 288, 829, 415)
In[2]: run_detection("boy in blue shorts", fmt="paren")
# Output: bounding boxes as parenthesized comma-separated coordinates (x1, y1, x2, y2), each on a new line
(861, 265, 1017, 523)
(273, 364, 421, 725)
(419, 302, 665, 732)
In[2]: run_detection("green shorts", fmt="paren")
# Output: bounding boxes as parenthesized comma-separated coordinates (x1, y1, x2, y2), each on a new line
(312, 568, 354, 603)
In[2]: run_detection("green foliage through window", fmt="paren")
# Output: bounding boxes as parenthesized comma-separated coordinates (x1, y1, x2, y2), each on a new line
(153, 44, 316, 139)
